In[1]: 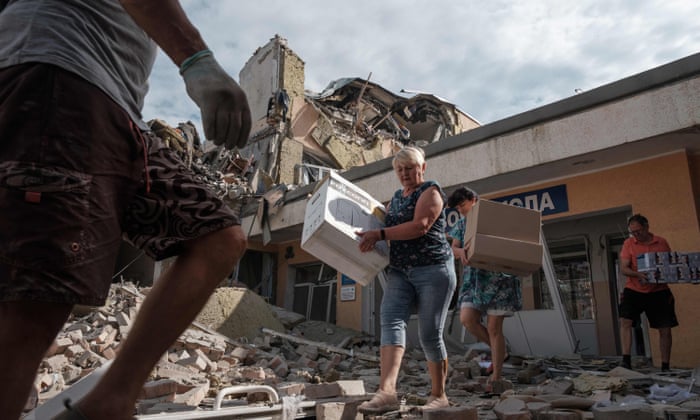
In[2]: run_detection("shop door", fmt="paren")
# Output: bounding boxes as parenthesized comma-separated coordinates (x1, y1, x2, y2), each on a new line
(540, 209, 631, 356)
(548, 237, 598, 354)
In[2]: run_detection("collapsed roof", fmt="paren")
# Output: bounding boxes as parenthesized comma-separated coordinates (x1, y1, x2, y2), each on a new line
(306, 76, 476, 147)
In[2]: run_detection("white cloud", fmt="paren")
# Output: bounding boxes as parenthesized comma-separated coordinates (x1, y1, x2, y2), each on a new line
(141, 0, 700, 136)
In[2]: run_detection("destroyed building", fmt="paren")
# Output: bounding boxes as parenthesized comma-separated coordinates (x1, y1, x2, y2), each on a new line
(113, 37, 700, 371)
(236, 34, 479, 190)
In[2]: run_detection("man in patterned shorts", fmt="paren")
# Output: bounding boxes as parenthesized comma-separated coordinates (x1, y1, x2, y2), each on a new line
(0, 0, 251, 418)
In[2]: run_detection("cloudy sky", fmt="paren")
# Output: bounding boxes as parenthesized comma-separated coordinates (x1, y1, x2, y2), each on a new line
(142, 0, 700, 133)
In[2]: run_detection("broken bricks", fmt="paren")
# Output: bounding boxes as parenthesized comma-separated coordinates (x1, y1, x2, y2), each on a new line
(25, 282, 700, 419)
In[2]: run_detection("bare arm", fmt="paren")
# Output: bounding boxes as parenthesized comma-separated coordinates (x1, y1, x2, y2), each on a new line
(620, 257, 645, 280)
(120, 0, 251, 149)
(386, 186, 443, 240)
(358, 186, 444, 253)
(451, 238, 468, 265)
(119, 0, 207, 66)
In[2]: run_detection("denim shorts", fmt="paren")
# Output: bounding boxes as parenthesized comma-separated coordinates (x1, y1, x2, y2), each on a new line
(0, 63, 240, 306)
(380, 256, 456, 362)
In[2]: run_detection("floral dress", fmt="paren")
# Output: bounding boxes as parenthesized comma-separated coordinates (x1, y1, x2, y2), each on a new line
(448, 217, 522, 315)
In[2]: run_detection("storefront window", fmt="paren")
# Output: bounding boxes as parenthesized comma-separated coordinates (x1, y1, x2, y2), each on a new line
(534, 238, 595, 320)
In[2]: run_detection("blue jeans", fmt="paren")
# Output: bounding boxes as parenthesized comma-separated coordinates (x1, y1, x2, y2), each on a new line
(380, 256, 456, 362)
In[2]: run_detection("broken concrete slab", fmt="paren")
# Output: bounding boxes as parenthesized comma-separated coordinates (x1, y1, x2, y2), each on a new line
(592, 402, 655, 420)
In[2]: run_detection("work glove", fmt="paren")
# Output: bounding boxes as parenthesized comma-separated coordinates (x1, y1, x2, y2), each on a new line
(181, 51, 252, 149)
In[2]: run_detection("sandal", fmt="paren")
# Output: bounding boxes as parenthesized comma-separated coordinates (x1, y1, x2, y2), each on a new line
(486, 352, 510, 374)
(52, 399, 89, 420)
(358, 390, 400, 414)
(420, 396, 449, 411)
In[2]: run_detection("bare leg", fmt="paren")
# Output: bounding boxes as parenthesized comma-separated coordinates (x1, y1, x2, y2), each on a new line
(358, 345, 403, 414)
(460, 307, 489, 345)
(620, 318, 633, 355)
(357, 345, 404, 414)
(0, 301, 73, 419)
(74, 226, 246, 419)
(486, 315, 506, 381)
(378, 345, 404, 394)
(658, 327, 672, 365)
(426, 359, 449, 404)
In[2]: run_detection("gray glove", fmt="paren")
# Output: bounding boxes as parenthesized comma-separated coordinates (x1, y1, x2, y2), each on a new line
(181, 52, 252, 149)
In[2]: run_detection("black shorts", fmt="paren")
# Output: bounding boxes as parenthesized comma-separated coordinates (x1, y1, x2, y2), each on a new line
(0, 63, 240, 306)
(619, 288, 678, 329)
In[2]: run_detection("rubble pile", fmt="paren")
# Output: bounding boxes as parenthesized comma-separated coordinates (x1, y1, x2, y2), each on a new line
(27, 283, 700, 419)
(26, 283, 378, 416)
(148, 118, 256, 214)
(306, 78, 466, 150)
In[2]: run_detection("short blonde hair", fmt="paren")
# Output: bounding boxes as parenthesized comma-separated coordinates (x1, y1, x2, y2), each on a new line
(392, 146, 425, 168)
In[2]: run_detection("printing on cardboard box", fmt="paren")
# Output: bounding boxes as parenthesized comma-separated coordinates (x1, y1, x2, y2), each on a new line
(301, 172, 389, 286)
(637, 251, 700, 283)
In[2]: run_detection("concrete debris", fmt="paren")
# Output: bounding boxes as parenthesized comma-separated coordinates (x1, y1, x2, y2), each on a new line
(148, 118, 256, 217)
(25, 283, 700, 419)
(304, 77, 468, 151)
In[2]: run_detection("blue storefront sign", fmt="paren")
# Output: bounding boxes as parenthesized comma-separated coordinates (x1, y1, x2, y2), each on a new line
(493, 184, 569, 215)
(444, 184, 569, 232)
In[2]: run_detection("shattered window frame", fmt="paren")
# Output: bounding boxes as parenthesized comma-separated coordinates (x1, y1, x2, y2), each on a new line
(292, 262, 338, 323)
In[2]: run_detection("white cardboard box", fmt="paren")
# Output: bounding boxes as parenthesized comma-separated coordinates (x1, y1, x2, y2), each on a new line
(301, 172, 388, 285)
(465, 199, 543, 276)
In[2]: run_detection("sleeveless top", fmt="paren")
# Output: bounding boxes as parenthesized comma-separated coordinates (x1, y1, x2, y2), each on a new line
(0, 0, 157, 130)
(385, 181, 451, 268)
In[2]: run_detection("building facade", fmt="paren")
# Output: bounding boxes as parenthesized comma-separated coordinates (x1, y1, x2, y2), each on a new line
(242, 52, 700, 368)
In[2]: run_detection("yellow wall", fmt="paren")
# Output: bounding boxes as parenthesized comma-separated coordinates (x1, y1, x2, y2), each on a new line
(691, 153, 700, 230)
(485, 150, 700, 367)
(335, 283, 364, 331)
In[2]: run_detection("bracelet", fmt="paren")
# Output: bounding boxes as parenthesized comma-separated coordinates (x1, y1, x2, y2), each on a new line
(380, 229, 386, 240)
(179, 49, 213, 75)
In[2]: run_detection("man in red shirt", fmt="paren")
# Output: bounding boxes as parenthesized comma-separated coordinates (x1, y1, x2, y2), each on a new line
(619, 214, 678, 371)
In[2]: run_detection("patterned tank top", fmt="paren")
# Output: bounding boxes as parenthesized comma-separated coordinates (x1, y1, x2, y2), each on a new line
(385, 181, 451, 268)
